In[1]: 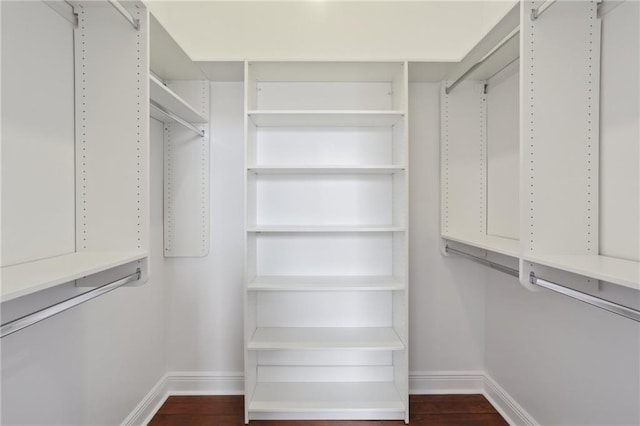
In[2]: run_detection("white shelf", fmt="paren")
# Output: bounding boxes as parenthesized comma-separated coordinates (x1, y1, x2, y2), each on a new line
(248, 225, 405, 233)
(1, 251, 147, 302)
(149, 74, 207, 124)
(247, 110, 404, 127)
(249, 381, 405, 414)
(442, 233, 519, 258)
(524, 254, 640, 291)
(248, 327, 404, 351)
(248, 165, 405, 174)
(248, 275, 404, 291)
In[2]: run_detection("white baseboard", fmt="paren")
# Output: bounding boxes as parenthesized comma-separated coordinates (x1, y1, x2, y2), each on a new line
(121, 372, 244, 426)
(165, 371, 244, 395)
(483, 374, 537, 426)
(122, 374, 169, 426)
(124, 371, 537, 426)
(409, 370, 485, 394)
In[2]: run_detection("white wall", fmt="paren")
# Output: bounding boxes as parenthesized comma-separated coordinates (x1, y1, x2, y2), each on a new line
(0, 120, 167, 426)
(146, 1, 518, 61)
(408, 82, 486, 377)
(164, 82, 245, 374)
(485, 270, 640, 425)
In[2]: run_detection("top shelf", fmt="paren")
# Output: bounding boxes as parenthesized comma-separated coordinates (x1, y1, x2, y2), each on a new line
(149, 74, 208, 124)
(247, 110, 404, 127)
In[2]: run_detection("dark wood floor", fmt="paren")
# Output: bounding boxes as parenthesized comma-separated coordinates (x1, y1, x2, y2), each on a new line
(149, 395, 508, 425)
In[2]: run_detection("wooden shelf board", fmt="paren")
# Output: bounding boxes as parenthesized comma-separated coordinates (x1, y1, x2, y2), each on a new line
(248, 327, 404, 351)
(442, 233, 519, 258)
(248, 275, 404, 291)
(248, 225, 405, 233)
(247, 165, 405, 174)
(524, 254, 640, 290)
(249, 381, 405, 413)
(247, 110, 404, 127)
(1, 251, 147, 302)
(149, 74, 208, 124)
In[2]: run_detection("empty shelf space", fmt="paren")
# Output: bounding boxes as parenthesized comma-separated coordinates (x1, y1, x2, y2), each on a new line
(249, 381, 405, 415)
(442, 233, 520, 258)
(247, 110, 404, 127)
(149, 74, 207, 124)
(524, 254, 640, 290)
(248, 225, 405, 233)
(247, 165, 405, 174)
(248, 275, 405, 291)
(1, 250, 147, 302)
(248, 327, 404, 351)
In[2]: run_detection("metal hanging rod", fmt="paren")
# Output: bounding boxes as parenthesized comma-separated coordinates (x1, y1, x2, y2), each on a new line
(1, 269, 141, 339)
(445, 27, 520, 95)
(150, 102, 206, 137)
(445, 245, 519, 278)
(531, 0, 558, 21)
(529, 273, 640, 322)
(107, 0, 140, 31)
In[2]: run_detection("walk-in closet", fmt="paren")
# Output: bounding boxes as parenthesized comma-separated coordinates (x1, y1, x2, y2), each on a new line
(1, 1, 638, 425)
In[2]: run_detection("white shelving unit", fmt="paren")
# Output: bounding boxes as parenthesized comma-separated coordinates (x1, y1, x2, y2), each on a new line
(149, 14, 210, 258)
(518, 0, 640, 293)
(440, 3, 520, 267)
(244, 61, 409, 423)
(1, 1, 149, 303)
(441, 0, 640, 316)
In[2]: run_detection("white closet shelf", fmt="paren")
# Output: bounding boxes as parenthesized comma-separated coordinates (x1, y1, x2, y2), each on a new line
(1, 250, 147, 302)
(442, 233, 519, 258)
(524, 254, 640, 290)
(249, 381, 405, 415)
(248, 225, 405, 233)
(248, 327, 404, 351)
(247, 165, 405, 174)
(247, 110, 404, 127)
(248, 275, 404, 291)
(149, 74, 207, 124)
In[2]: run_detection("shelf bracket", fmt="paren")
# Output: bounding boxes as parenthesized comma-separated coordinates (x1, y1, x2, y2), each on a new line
(107, 0, 140, 30)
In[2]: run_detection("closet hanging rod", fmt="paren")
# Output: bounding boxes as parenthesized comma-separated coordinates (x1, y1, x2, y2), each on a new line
(0, 269, 141, 339)
(445, 245, 519, 278)
(530, 0, 558, 20)
(150, 102, 206, 137)
(445, 27, 520, 95)
(107, 0, 140, 30)
(529, 273, 640, 323)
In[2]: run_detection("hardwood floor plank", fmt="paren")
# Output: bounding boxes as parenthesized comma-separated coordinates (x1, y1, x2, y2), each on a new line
(148, 394, 508, 426)
(409, 394, 497, 414)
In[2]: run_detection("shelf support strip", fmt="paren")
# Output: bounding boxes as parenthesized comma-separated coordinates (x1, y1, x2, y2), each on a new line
(1, 269, 141, 338)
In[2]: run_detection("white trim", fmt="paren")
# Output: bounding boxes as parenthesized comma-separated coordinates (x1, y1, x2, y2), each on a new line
(121, 374, 169, 426)
(125, 371, 538, 426)
(483, 374, 538, 426)
(166, 371, 244, 395)
(409, 370, 485, 394)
